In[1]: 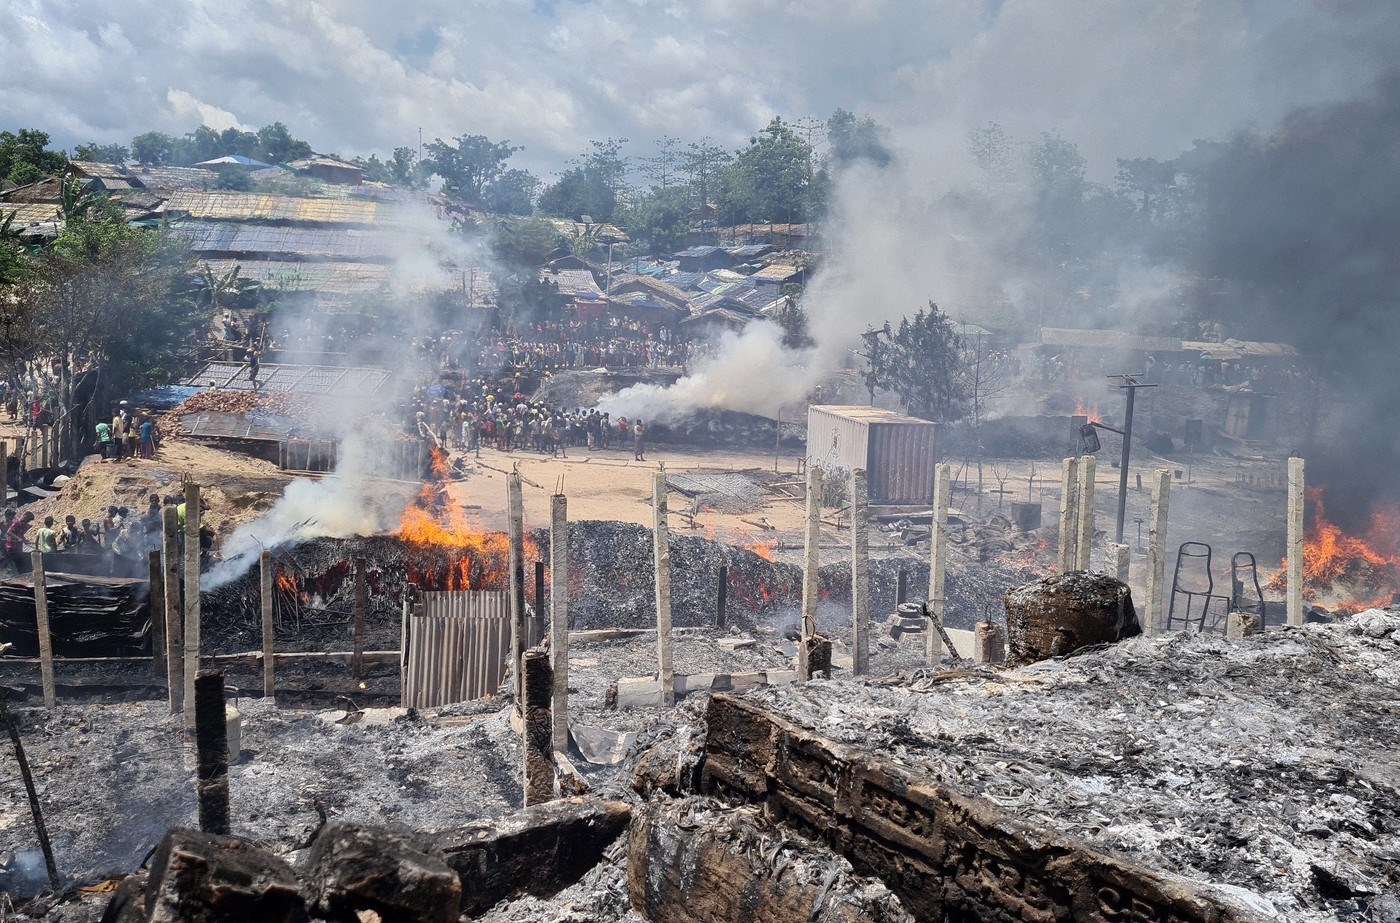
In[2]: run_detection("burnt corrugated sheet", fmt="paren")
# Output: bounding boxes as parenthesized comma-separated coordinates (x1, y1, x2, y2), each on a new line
(0, 573, 151, 657)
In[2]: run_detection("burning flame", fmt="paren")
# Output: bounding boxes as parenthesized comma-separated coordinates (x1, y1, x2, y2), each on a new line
(734, 525, 777, 561)
(1075, 400, 1103, 424)
(397, 447, 535, 591)
(1267, 487, 1400, 615)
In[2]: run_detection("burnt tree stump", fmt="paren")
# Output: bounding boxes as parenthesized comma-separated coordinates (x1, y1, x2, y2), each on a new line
(1003, 572, 1140, 666)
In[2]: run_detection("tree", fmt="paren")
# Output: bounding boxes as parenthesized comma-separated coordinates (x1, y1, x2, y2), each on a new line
(1115, 157, 1178, 224)
(423, 134, 522, 206)
(620, 186, 690, 254)
(216, 166, 254, 191)
(774, 284, 812, 349)
(827, 109, 891, 169)
(721, 118, 818, 223)
(968, 122, 1012, 193)
(254, 122, 312, 163)
(390, 147, 426, 187)
(130, 131, 176, 166)
(2, 208, 204, 459)
(680, 138, 732, 211)
(481, 168, 539, 216)
(0, 213, 35, 285)
(72, 142, 129, 164)
(640, 135, 681, 190)
(863, 303, 968, 421)
(0, 130, 67, 187)
(490, 216, 561, 271)
(539, 139, 630, 222)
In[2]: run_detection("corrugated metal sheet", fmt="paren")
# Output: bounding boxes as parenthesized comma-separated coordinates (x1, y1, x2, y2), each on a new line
(164, 191, 380, 225)
(403, 591, 511, 707)
(182, 362, 390, 397)
(806, 405, 937, 505)
(175, 221, 417, 260)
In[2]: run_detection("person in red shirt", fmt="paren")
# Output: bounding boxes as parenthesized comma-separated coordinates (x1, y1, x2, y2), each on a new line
(6, 511, 34, 573)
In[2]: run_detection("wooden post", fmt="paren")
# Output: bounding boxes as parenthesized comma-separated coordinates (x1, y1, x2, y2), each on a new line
(716, 565, 727, 628)
(850, 468, 870, 676)
(1075, 455, 1096, 571)
(0, 693, 59, 889)
(896, 569, 908, 606)
(260, 550, 274, 699)
(1287, 456, 1305, 628)
(974, 621, 1006, 664)
(926, 463, 951, 665)
(1144, 471, 1171, 636)
(30, 552, 54, 709)
(194, 669, 230, 835)
(183, 483, 201, 731)
(0, 439, 9, 506)
(521, 649, 554, 806)
(1057, 457, 1079, 573)
(1111, 543, 1131, 584)
(507, 471, 525, 702)
(148, 549, 166, 673)
(352, 557, 366, 680)
(798, 465, 822, 679)
(653, 472, 674, 706)
(550, 494, 569, 753)
(163, 506, 183, 716)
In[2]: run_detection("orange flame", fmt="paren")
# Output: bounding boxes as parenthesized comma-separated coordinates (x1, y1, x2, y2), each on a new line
(734, 525, 777, 561)
(1267, 487, 1400, 614)
(1074, 400, 1103, 424)
(397, 446, 537, 590)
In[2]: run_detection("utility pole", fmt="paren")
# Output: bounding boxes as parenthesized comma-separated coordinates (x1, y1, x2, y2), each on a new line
(1107, 374, 1157, 545)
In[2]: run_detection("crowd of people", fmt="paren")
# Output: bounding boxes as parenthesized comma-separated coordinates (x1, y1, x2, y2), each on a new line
(94, 400, 161, 461)
(1, 492, 201, 573)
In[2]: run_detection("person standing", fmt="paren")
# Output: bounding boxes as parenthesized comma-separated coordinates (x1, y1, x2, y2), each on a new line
(633, 418, 646, 461)
(5, 512, 33, 572)
(139, 416, 155, 459)
(34, 517, 57, 554)
(95, 419, 114, 461)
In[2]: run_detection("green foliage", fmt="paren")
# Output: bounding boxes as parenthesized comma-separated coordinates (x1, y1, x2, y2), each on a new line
(490, 216, 562, 271)
(826, 109, 891, 169)
(0, 213, 35, 285)
(0, 129, 67, 186)
(863, 303, 968, 421)
(255, 122, 313, 163)
(680, 138, 732, 210)
(774, 287, 813, 349)
(73, 142, 130, 164)
(620, 186, 690, 254)
(968, 122, 1013, 192)
(129, 123, 313, 168)
(538, 139, 629, 223)
(423, 134, 522, 206)
(481, 168, 539, 215)
(216, 166, 254, 191)
(130, 131, 175, 166)
(721, 118, 819, 224)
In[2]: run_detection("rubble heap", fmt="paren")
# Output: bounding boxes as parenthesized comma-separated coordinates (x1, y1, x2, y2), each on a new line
(700, 612, 1400, 921)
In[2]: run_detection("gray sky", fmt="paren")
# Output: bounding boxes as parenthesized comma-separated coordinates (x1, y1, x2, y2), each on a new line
(4, 1, 1397, 178)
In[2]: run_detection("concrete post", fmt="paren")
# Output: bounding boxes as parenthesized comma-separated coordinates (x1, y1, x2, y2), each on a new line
(352, 557, 366, 680)
(1057, 457, 1079, 573)
(1110, 543, 1131, 585)
(1144, 471, 1171, 636)
(550, 494, 569, 753)
(850, 468, 870, 676)
(926, 463, 951, 665)
(163, 506, 182, 716)
(30, 553, 54, 709)
(507, 471, 525, 702)
(260, 549, 274, 699)
(183, 483, 202, 731)
(1075, 455, 1096, 571)
(798, 465, 822, 678)
(1287, 456, 1305, 628)
(653, 473, 674, 706)
(716, 566, 728, 629)
(521, 649, 554, 806)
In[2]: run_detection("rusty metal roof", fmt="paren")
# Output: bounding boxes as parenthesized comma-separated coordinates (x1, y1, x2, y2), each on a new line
(164, 191, 380, 225)
(178, 410, 294, 441)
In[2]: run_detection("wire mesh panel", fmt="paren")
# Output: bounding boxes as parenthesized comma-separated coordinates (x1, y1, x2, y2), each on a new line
(403, 591, 510, 708)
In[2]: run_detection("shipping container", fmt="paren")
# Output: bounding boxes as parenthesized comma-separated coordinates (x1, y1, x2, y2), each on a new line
(806, 405, 938, 504)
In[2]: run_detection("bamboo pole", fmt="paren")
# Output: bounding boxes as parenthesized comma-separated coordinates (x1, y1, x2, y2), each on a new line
(162, 506, 183, 716)
(798, 465, 822, 678)
(1075, 455, 1096, 571)
(1287, 456, 1305, 628)
(550, 494, 569, 752)
(0, 693, 59, 889)
(1144, 471, 1171, 635)
(30, 552, 54, 709)
(850, 468, 870, 676)
(182, 484, 201, 731)
(926, 463, 951, 665)
(653, 472, 674, 706)
(260, 550, 274, 699)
